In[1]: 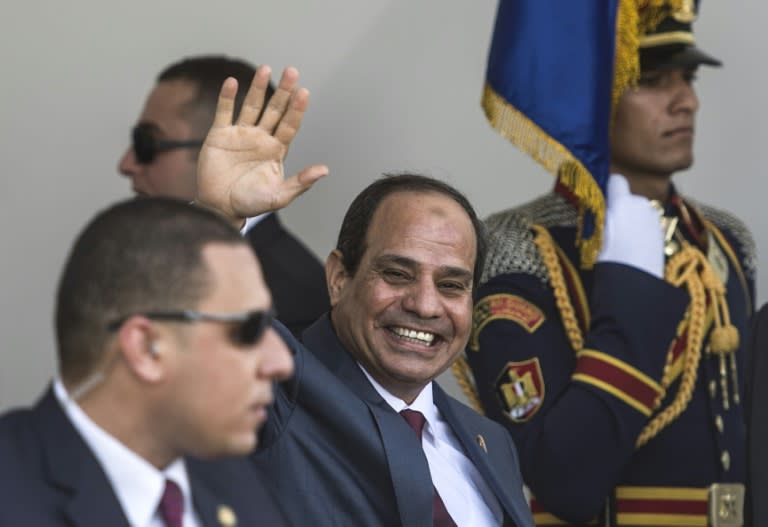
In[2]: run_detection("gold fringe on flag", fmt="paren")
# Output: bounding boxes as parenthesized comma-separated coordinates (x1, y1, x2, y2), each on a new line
(482, 0, 684, 268)
(482, 84, 605, 268)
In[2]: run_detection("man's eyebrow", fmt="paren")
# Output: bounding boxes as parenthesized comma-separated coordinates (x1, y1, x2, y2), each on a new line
(374, 254, 417, 269)
(375, 254, 473, 282)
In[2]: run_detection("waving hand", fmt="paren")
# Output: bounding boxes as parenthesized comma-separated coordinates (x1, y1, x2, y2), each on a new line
(195, 65, 328, 226)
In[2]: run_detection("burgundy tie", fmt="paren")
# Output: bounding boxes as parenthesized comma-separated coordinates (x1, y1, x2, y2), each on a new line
(400, 409, 458, 527)
(159, 479, 184, 527)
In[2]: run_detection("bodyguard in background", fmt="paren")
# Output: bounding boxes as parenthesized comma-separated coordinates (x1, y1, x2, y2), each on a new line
(118, 55, 328, 336)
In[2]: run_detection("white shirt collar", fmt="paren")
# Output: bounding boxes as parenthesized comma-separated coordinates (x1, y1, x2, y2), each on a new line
(53, 379, 194, 527)
(241, 212, 270, 235)
(358, 365, 439, 429)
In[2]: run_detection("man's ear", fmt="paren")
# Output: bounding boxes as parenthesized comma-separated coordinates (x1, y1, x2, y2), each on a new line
(325, 249, 349, 306)
(116, 317, 167, 384)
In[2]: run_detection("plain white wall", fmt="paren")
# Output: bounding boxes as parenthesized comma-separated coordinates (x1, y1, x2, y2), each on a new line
(1, 0, 765, 410)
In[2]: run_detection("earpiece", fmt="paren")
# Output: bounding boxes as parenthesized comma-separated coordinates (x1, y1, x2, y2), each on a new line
(149, 343, 160, 357)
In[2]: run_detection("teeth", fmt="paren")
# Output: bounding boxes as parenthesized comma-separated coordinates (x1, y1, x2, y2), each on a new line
(391, 327, 435, 344)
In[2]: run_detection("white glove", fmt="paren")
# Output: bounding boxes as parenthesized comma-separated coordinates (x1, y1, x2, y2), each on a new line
(597, 174, 664, 278)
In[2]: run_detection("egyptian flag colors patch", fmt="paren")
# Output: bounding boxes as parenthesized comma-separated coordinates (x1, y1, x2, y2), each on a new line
(495, 358, 545, 422)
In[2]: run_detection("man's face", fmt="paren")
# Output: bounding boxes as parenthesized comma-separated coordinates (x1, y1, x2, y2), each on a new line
(610, 67, 699, 179)
(329, 191, 476, 403)
(118, 79, 201, 200)
(163, 243, 293, 457)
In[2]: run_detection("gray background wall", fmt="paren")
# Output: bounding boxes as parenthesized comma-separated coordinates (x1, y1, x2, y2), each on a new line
(1, 0, 764, 410)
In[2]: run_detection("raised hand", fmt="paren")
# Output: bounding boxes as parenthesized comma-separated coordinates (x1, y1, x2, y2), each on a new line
(195, 65, 328, 227)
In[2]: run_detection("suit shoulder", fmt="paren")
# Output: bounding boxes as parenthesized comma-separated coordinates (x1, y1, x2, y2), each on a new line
(0, 408, 42, 478)
(0, 407, 34, 442)
(482, 193, 576, 287)
(687, 198, 757, 281)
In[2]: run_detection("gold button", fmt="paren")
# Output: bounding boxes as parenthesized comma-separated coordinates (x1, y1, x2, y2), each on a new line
(709, 380, 717, 399)
(217, 505, 237, 527)
(721, 451, 731, 471)
(715, 415, 724, 433)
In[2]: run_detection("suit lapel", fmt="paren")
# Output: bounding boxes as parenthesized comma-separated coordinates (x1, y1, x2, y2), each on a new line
(434, 385, 528, 527)
(34, 389, 131, 527)
(368, 399, 434, 526)
(303, 318, 434, 526)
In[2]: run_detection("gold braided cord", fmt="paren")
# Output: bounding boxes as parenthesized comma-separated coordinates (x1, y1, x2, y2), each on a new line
(636, 244, 707, 447)
(555, 241, 592, 330)
(482, 85, 605, 269)
(531, 225, 584, 351)
(451, 357, 484, 414)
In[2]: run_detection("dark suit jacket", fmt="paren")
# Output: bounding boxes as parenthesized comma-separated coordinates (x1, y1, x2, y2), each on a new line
(245, 213, 329, 336)
(0, 389, 287, 527)
(748, 303, 768, 527)
(253, 315, 534, 527)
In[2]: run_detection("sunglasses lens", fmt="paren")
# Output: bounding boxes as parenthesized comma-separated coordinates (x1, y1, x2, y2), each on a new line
(132, 125, 156, 164)
(234, 311, 272, 346)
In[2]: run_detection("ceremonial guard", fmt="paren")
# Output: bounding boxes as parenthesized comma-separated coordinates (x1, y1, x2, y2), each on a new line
(457, 1, 756, 526)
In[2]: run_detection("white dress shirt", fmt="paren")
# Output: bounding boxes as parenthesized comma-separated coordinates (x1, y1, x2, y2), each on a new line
(53, 379, 201, 527)
(241, 212, 269, 236)
(360, 367, 504, 526)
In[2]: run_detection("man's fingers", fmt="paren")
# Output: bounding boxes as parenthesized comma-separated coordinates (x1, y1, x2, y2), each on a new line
(274, 88, 310, 146)
(236, 65, 272, 126)
(274, 165, 329, 208)
(258, 67, 300, 133)
(212, 78, 239, 128)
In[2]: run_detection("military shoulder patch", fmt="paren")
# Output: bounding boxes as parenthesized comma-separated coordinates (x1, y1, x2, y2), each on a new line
(495, 358, 545, 423)
(470, 294, 545, 351)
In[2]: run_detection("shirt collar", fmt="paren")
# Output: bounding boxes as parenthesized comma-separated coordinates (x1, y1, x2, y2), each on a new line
(53, 378, 193, 527)
(241, 212, 271, 235)
(357, 365, 439, 430)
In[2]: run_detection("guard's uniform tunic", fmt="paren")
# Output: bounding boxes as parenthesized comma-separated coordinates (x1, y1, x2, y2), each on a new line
(462, 187, 756, 527)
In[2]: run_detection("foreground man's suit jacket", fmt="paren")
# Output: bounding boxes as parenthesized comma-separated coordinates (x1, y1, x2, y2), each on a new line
(0, 389, 287, 526)
(253, 315, 534, 527)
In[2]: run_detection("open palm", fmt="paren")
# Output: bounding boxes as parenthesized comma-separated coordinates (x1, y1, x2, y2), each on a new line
(196, 66, 328, 226)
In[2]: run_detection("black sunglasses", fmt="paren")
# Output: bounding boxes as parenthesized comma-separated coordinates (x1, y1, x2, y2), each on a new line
(107, 308, 275, 347)
(131, 123, 204, 164)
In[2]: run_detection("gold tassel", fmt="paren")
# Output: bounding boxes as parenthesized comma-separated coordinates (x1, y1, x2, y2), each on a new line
(636, 242, 739, 446)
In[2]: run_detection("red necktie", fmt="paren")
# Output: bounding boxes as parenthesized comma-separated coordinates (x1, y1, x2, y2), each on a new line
(159, 479, 184, 527)
(400, 409, 458, 527)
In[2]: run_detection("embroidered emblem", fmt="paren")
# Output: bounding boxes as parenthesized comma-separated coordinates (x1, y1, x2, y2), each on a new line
(495, 358, 545, 422)
(470, 294, 545, 351)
